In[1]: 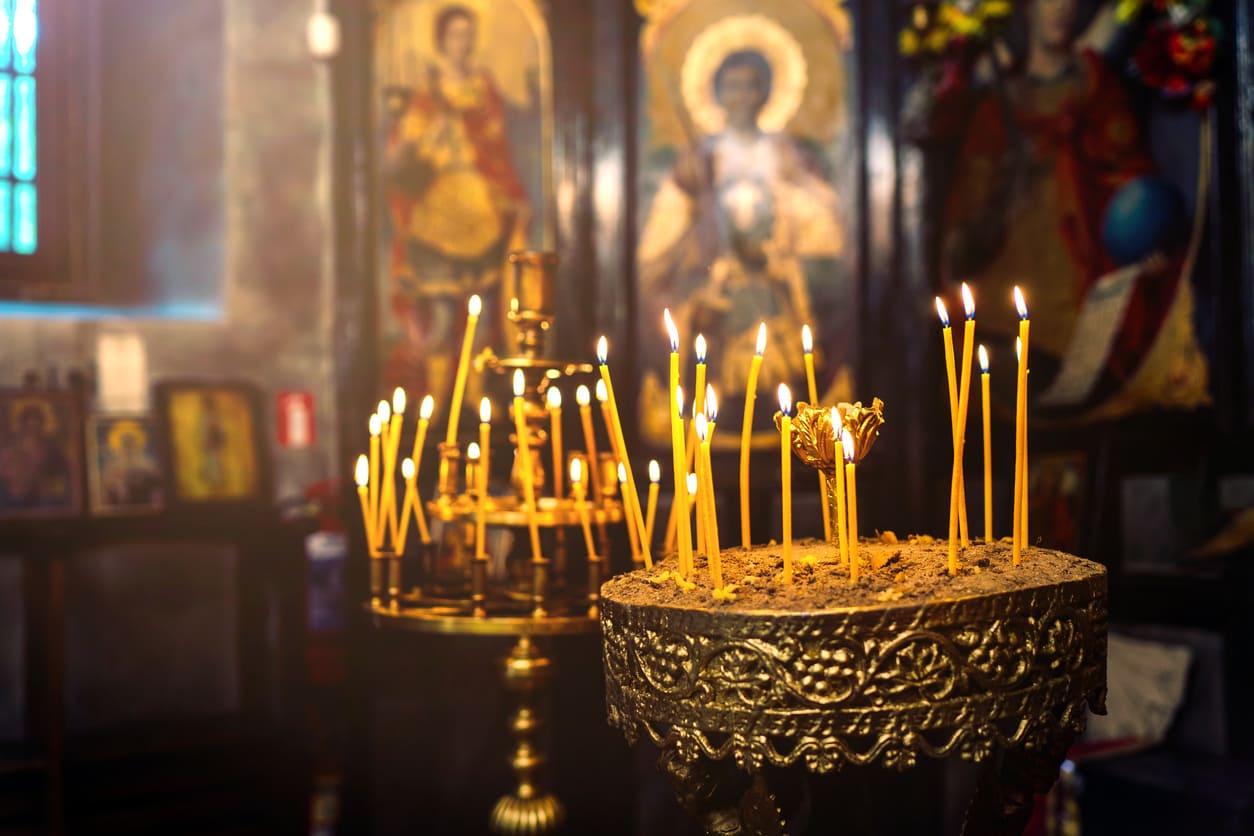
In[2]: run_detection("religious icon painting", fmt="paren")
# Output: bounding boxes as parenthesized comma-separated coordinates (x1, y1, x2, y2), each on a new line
(1026, 452, 1087, 554)
(0, 390, 83, 518)
(373, 0, 555, 420)
(86, 415, 165, 515)
(635, 0, 859, 451)
(156, 383, 264, 504)
(904, 0, 1215, 421)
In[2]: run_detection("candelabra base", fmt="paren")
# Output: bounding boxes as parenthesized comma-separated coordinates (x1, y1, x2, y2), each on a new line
(489, 792, 565, 836)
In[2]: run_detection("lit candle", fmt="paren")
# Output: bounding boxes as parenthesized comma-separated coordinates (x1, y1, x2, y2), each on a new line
(704, 387, 721, 544)
(843, 429, 859, 585)
(547, 387, 564, 500)
(645, 460, 661, 549)
(597, 377, 641, 564)
(512, 369, 543, 563)
(664, 310, 694, 578)
(377, 400, 397, 547)
(956, 285, 975, 547)
(665, 335, 708, 553)
(740, 322, 767, 548)
(387, 390, 407, 544)
(779, 384, 793, 584)
(571, 457, 597, 559)
(802, 324, 832, 542)
(478, 397, 492, 560)
(397, 457, 426, 554)
(411, 395, 435, 476)
(465, 442, 481, 505)
(574, 385, 604, 505)
(686, 471, 699, 537)
(596, 337, 653, 568)
(979, 346, 992, 542)
(1013, 287, 1030, 565)
(355, 454, 376, 554)
(830, 407, 849, 568)
(369, 413, 382, 553)
(445, 294, 482, 447)
(937, 298, 959, 569)
(695, 412, 722, 589)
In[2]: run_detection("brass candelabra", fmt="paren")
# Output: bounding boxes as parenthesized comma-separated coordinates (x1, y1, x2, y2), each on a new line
(366, 251, 625, 835)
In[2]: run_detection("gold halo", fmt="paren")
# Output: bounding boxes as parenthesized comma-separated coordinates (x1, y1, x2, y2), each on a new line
(680, 14, 807, 136)
(9, 398, 56, 435)
(107, 419, 147, 452)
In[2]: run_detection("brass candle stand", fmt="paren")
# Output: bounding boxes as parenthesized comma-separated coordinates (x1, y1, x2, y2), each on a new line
(367, 251, 626, 835)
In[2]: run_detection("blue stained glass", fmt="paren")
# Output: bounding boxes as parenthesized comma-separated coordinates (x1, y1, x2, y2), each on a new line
(12, 73, 30, 180)
(0, 1, 11, 72)
(12, 0, 33, 74)
(0, 181, 10, 252)
(0, 74, 9, 178)
(13, 182, 33, 253)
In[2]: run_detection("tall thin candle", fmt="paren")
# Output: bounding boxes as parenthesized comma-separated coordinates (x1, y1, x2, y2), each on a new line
(377, 400, 396, 547)
(802, 324, 832, 542)
(664, 310, 694, 578)
(574, 386, 603, 505)
(597, 378, 642, 564)
(740, 322, 767, 548)
(843, 429, 859, 585)
(411, 395, 435, 474)
(445, 294, 482, 447)
(779, 384, 794, 584)
(477, 397, 492, 560)
(512, 369, 543, 563)
(665, 336, 709, 553)
(830, 407, 849, 568)
(571, 458, 597, 559)
(547, 387, 564, 500)
(979, 346, 992, 542)
(596, 337, 653, 568)
(695, 413, 722, 589)
(1013, 287, 1030, 565)
(645, 460, 661, 548)
(396, 458, 421, 554)
(368, 414, 382, 554)
(956, 284, 975, 548)
(355, 455, 376, 553)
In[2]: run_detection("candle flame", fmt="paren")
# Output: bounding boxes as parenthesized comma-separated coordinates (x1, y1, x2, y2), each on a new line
(830, 407, 841, 439)
(420, 395, 435, 420)
(392, 387, 407, 414)
(842, 427, 855, 464)
(961, 283, 975, 320)
(687, 472, 698, 497)
(618, 462, 628, 483)
(705, 384, 718, 422)
(546, 387, 562, 410)
(935, 297, 950, 328)
(467, 442, 481, 461)
(570, 456, 583, 484)
(595, 379, 608, 403)
(755, 322, 767, 356)
(695, 412, 708, 442)
(468, 294, 482, 317)
(513, 368, 526, 398)
(801, 324, 813, 354)
(596, 335, 608, 365)
(663, 308, 679, 353)
(1013, 285, 1028, 319)
(695, 333, 707, 363)
(978, 344, 989, 373)
(648, 459, 660, 483)
(480, 397, 492, 423)
(355, 454, 369, 487)
(369, 414, 382, 436)
(676, 385, 684, 418)
(378, 399, 391, 423)
(778, 383, 792, 416)
(1016, 336, 1022, 362)
(402, 457, 416, 479)
(576, 384, 591, 407)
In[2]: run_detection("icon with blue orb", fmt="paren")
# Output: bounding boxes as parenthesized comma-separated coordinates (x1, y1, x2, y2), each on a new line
(1101, 176, 1186, 267)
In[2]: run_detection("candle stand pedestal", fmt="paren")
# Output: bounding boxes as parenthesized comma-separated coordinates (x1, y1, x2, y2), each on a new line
(601, 559, 1107, 835)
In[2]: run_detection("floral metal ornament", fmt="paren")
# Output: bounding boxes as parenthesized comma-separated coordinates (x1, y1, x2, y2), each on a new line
(774, 397, 884, 471)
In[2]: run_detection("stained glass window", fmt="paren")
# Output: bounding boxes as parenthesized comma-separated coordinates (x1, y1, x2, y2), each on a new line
(0, 0, 36, 254)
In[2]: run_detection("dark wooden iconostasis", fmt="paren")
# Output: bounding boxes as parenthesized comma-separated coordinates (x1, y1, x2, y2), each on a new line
(325, 0, 1254, 833)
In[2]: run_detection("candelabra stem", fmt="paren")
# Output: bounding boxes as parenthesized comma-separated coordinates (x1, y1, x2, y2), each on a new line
(472, 557, 488, 618)
(385, 550, 402, 604)
(489, 635, 564, 835)
(586, 555, 603, 619)
(531, 557, 550, 618)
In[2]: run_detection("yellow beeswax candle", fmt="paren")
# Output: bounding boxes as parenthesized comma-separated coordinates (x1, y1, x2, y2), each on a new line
(740, 322, 767, 548)
(802, 324, 832, 542)
(645, 460, 661, 548)
(596, 337, 653, 568)
(695, 413, 722, 589)
(355, 455, 376, 554)
(830, 407, 849, 568)
(512, 369, 543, 563)
(1013, 287, 1030, 565)
(411, 395, 435, 476)
(397, 457, 426, 554)
(368, 413, 381, 552)
(956, 285, 975, 548)
(546, 387, 564, 500)
(779, 384, 793, 584)
(843, 429, 859, 585)
(445, 294, 482, 447)
(571, 457, 597, 559)
(663, 310, 693, 577)
(574, 386, 603, 505)
(979, 346, 992, 542)
(477, 397, 492, 560)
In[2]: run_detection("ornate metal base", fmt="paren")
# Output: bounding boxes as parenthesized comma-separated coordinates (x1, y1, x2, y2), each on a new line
(601, 554, 1107, 834)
